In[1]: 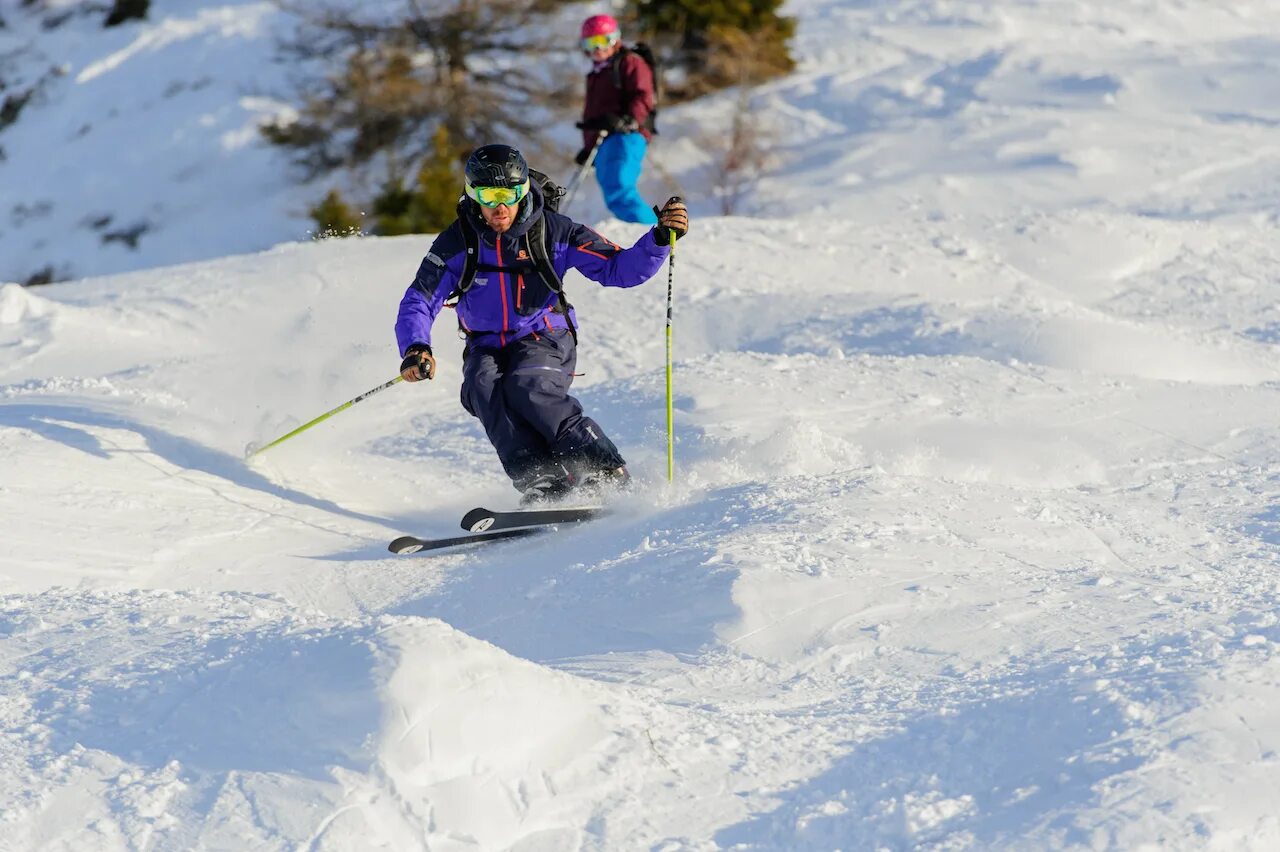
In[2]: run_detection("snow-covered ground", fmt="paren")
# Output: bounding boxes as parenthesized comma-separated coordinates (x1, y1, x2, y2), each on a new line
(4, 0, 1280, 848)
(0, 0, 305, 285)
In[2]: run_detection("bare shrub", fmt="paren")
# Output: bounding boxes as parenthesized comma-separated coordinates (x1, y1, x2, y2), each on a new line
(694, 27, 781, 215)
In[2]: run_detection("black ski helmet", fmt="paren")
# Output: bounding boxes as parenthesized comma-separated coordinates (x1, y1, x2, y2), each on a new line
(464, 144, 528, 189)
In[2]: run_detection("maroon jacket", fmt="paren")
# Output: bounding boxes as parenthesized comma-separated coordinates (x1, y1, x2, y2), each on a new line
(581, 49, 655, 149)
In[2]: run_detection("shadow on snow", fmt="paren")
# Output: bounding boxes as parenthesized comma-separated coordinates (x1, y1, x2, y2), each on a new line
(715, 647, 1197, 849)
(45, 627, 380, 780)
(0, 400, 398, 528)
(387, 484, 765, 663)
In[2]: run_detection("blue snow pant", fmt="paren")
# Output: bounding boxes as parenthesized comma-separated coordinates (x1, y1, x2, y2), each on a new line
(594, 133, 658, 225)
(461, 329, 626, 489)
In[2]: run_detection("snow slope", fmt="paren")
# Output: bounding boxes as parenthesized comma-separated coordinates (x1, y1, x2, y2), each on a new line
(0, 0, 307, 285)
(4, 0, 1280, 849)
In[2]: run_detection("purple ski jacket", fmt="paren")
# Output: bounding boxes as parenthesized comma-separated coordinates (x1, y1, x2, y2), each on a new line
(395, 185, 670, 354)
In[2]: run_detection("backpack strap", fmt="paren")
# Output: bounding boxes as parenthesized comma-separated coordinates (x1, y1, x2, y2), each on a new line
(527, 215, 578, 344)
(448, 199, 480, 304)
(610, 48, 628, 94)
(526, 215, 562, 294)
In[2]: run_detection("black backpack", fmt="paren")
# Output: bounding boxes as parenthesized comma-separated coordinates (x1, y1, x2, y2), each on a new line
(531, 168, 565, 213)
(611, 43, 660, 134)
(449, 169, 577, 340)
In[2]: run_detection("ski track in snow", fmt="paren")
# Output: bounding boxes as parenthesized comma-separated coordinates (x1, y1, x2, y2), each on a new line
(4, 0, 1280, 849)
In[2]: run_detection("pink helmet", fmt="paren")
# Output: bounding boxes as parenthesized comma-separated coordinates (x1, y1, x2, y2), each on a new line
(580, 14, 620, 40)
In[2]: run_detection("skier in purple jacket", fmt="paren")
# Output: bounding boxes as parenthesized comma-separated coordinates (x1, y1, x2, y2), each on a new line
(396, 143, 689, 501)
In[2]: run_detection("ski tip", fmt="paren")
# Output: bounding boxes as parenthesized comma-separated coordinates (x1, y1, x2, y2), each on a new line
(388, 536, 425, 555)
(461, 507, 497, 533)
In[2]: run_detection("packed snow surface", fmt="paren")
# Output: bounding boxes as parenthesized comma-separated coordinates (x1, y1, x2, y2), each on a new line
(4, 0, 1280, 849)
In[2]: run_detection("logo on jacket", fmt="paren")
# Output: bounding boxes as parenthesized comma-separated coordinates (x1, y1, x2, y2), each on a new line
(472, 276, 489, 288)
(517, 249, 529, 260)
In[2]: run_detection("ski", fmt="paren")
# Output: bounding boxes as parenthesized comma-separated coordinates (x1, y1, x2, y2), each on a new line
(388, 506, 606, 555)
(460, 505, 606, 533)
(388, 527, 544, 555)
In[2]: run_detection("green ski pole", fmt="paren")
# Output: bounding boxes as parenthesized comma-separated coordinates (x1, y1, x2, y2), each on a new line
(665, 228, 676, 481)
(247, 375, 404, 458)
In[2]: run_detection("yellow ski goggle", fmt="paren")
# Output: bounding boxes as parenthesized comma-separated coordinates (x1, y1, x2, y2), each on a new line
(465, 179, 530, 208)
(581, 32, 619, 52)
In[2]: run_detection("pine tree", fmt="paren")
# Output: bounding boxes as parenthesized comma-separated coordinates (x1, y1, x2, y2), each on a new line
(309, 190, 363, 238)
(369, 126, 463, 236)
(408, 125, 465, 234)
(371, 179, 415, 237)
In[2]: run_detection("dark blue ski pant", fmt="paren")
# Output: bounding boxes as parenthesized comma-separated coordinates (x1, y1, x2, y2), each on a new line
(461, 329, 624, 485)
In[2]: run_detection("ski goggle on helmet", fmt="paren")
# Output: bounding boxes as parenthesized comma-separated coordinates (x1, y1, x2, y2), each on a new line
(465, 179, 530, 208)
(580, 14, 620, 53)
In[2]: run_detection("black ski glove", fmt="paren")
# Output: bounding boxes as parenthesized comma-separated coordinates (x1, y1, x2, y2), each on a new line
(399, 344, 436, 382)
(606, 113, 639, 134)
(578, 114, 634, 133)
(651, 197, 688, 242)
(574, 147, 592, 166)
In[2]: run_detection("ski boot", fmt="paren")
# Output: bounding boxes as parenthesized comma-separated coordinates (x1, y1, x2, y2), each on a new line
(515, 462, 575, 506)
